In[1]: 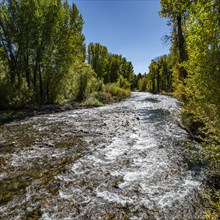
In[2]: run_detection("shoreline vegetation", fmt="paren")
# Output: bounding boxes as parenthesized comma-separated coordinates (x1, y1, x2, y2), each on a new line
(0, 86, 131, 125)
(0, 1, 134, 111)
(136, 1, 220, 218)
(0, 0, 219, 219)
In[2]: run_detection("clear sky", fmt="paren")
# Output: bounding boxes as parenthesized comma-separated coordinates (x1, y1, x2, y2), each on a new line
(71, 0, 170, 74)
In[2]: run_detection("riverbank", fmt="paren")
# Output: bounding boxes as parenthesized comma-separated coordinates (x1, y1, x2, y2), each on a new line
(0, 103, 85, 125)
(0, 86, 131, 125)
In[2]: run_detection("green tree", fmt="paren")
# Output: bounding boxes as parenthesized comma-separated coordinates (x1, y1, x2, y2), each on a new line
(0, 0, 85, 107)
(160, 1, 220, 217)
(160, 0, 190, 99)
(131, 73, 143, 91)
(87, 42, 134, 87)
(138, 73, 148, 92)
(183, 0, 220, 166)
(160, 0, 189, 65)
(145, 55, 173, 93)
(87, 43, 108, 80)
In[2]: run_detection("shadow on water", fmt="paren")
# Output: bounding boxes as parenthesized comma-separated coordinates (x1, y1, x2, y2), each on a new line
(137, 108, 171, 123)
(142, 97, 161, 103)
(0, 103, 82, 125)
(131, 93, 161, 104)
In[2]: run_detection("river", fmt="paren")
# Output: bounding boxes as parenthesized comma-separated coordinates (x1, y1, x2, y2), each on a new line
(0, 92, 204, 220)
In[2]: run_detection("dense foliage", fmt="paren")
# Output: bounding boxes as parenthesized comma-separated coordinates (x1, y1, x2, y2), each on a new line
(135, 0, 220, 217)
(0, 0, 134, 109)
(158, 0, 220, 218)
(87, 42, 134, 86)
(0, 0, 86, 107)
(137, 54, 174, 93)
(1, 0, 219, 217)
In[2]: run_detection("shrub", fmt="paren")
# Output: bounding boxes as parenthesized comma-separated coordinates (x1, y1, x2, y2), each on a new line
(0, 76, 33, 110)
(105, 83, 130, 101)
(82, 95, 103, 106)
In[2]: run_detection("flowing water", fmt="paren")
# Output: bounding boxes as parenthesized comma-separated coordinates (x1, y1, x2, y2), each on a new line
(0, 92, 204, 220)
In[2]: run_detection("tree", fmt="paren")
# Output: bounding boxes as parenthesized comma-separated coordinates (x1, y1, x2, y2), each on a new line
(87, 43, 108, 80)
(160, 0, 189, 64)
(160, 0, 190, 96)
(131, 73, 143, 91)
(87, 42, 134, 86)
(183, 0, 220, 161)
(0, 0, 85, 106)
(145, 55, 173, 93)
(160, 1, 220, 217)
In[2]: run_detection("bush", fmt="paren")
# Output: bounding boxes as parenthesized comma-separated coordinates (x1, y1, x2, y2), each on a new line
(82, 95, 103, 106)
(0, 76, 33, 110)
(203, 189, 220, 220)
(57, 63, 98, 103)
(116, 75, 131, 90)
(105, 83, 130, 101)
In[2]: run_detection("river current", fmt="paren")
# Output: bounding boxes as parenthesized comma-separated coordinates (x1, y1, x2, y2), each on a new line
(0, 92, 204, 219)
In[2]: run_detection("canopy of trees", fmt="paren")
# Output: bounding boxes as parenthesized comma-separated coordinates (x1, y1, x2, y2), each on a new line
(87, 42, 134, 86)
(0, 0, 134, 109)
(137, 55, 173, 93)
(149, 1, 220, 218)
(0, 0, 86, 107)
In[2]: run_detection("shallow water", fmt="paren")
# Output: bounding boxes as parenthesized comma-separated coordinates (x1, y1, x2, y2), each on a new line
(0, 92, 204, 219)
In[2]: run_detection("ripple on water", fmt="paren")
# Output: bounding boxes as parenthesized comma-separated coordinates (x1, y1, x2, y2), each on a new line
(0, 92, 204, 220)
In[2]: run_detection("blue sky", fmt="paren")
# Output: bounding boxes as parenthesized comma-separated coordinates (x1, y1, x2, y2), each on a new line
(72, 0, 170, 74)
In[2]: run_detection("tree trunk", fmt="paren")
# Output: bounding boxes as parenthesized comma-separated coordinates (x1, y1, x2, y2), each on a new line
(177, 15, 188, 79)
(39, 66, 43, 104)
(157, 72, 160, 92)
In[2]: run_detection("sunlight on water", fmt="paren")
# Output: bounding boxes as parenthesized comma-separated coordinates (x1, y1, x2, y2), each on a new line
(0, 92, 204, 220)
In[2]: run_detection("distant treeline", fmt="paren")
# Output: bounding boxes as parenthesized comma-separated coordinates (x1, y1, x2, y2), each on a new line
(135, 54, 173, 93)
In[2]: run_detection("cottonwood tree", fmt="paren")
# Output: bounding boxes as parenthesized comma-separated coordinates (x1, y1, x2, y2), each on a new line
(87, 43, 108, 80)
(160, 1, 220, 216)
(87, 42, 134, 86)
(160, 0, 190, 97)
(0, 0, 85, 105)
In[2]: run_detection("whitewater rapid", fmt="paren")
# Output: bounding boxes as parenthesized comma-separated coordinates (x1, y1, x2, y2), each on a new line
(0, 92, 204, 219)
